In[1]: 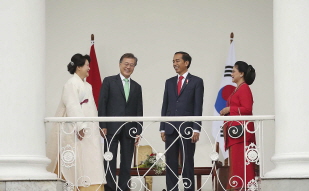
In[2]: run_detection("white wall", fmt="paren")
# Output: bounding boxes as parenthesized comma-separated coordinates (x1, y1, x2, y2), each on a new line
(46, 1, 274, 190)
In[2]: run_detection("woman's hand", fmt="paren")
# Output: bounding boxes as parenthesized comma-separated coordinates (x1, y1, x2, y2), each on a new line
(220, 107, 230, 116)
(77, 129, 84, 141)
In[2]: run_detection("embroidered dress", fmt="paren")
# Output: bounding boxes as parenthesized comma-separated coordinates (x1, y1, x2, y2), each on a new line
(224, 83, 256, 191)
(46, 73, 106, 189)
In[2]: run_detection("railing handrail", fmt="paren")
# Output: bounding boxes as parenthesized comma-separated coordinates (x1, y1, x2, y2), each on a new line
(44, 115, 275, 123)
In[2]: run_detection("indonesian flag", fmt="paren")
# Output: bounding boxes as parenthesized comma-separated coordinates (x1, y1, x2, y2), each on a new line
(212, 41, 237, 159)
(86, 40, 102, 108)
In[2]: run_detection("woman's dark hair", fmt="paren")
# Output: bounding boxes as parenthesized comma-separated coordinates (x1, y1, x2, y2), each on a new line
(234, 61, 256, 85)
(67, 53, 91, 74)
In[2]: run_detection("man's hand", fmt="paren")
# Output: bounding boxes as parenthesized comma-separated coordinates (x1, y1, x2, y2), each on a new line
(77, 129, 84, 141)
(135, 135, 141, 146)
(191, 132, 200, 143)
(161, 132, 166, 142)
(100, 128, 107, 138)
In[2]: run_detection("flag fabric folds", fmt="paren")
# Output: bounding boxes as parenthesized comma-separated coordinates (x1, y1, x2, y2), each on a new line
(212, 41, 237, 159)
(87, 41, 102, 108)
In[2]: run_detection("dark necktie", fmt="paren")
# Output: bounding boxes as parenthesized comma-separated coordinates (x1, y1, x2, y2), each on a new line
(177, 76, 184, 95)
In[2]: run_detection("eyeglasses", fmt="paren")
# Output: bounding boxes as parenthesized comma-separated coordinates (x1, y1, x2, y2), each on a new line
(122, 62, 136, 68)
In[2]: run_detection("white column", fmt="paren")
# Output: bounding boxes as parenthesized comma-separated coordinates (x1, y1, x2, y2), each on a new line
(262, 1, 309, 190)
(0, 1, 56, 179)
(263, 0, 309, 187)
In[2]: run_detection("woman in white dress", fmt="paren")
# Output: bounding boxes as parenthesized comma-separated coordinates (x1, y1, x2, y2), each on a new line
(46, 53, 106, 191)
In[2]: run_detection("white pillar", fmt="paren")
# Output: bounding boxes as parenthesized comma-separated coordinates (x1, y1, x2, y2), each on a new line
(262, 0, 309, 190)
(0, 1, 56, 179)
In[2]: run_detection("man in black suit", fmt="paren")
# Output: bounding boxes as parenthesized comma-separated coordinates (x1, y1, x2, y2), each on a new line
(160, 51, 204, 191)
(98, 53, 143, 191)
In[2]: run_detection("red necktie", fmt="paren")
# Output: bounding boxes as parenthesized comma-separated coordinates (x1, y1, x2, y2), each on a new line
(177, 76, 184, 95)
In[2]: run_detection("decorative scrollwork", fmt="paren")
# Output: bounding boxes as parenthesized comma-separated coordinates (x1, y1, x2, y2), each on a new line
(228, 125, 244, 138)
(104, 151, 113, 161)
(229, 175, 244, 190)
(61, 144, 75, 168)
(247, 178, 259, 191)
(246, 142, 260, 165)
(77, 176, 91, 187)
(182, 177, 192, 189)
(129, 127, 137, 138)
(127, 177, 141, 190)
(183, 126, 193, 137)
(245, 121, 258, 134)
(63, 181, 74, 191)
(60, 122, 75, 135)
(54, 119, 265, 191)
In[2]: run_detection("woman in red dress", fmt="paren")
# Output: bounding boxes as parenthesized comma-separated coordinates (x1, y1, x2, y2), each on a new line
(220, 61, 256, 191)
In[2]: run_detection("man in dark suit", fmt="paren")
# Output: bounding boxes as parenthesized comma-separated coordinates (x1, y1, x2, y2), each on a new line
(160, 51, 204, 191)
(98, 53, 143, 191)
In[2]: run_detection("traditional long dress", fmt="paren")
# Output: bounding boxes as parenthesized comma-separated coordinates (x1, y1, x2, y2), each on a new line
(224, 82, 256, 191)
(46, 73, 106, 190)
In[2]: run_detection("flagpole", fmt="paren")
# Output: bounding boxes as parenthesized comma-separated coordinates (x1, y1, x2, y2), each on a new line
(223, 32, 234, 167)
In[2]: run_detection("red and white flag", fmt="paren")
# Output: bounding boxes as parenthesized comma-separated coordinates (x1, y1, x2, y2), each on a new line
(87, 40, 102, 108)
(212, 41, 237, 159)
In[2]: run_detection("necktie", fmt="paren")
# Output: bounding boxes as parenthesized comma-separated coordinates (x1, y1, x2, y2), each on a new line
(123, 78, 130, 101)
(177, 76, 184, 95)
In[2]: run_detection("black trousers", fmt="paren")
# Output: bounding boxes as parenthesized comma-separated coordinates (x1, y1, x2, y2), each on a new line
(165, 130, 196, 191)
(104, 130, 135, 191)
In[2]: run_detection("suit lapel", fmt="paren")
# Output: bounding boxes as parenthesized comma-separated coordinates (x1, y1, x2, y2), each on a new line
(115, 74, 126, 100)
(172, 76, 178, 97)
(179, 73, 192, 97)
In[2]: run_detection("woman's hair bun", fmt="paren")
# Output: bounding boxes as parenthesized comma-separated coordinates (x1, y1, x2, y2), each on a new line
(244, 65, 256, 85)
(67, 54, 91, 74)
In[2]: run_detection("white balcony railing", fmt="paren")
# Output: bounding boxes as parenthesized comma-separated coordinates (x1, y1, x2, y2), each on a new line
(45, 115, 275, 191)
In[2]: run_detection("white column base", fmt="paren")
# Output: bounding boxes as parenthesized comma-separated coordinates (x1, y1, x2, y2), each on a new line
(0, 180, 64, 191)
(0, 156, 56, 180)
(264, 153, 309, 178)
(261, 178, 309, 191)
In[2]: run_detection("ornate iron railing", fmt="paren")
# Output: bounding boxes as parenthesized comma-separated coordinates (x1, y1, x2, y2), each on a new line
(45, 115, 274, 191)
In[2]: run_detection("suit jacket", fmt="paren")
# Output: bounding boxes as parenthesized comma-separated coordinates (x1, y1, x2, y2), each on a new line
(98, 74, 143, 138)
(160, 73, 204, 135)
